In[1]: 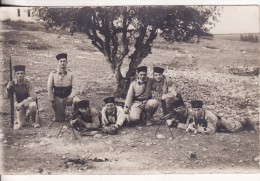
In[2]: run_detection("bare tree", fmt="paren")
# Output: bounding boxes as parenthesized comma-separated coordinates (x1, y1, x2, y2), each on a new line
(33, 6, 220, 98)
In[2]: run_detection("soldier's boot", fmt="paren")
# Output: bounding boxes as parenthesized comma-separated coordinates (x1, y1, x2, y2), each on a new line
(145, 110, 156, 126)
(241, 118, 256, 131)
(30, 111, 40, 128)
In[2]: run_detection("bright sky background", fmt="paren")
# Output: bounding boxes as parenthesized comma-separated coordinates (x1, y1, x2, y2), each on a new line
(211, 6, 259, 34)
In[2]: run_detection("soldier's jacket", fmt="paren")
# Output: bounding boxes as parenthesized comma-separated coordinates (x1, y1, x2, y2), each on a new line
(101, 106, 126, 126)
(6, 78, 36, 106)
(124, 78, 153, 112)
(193, 110, 220, 134)
(152, 77, 177, 100)
(173, 108, 192, 124)
(47, 69, 79, 101)
(71, 107, 101, 129)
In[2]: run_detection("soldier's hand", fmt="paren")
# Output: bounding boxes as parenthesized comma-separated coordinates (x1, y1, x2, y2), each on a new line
(16, 103, 25, 111)
(51, 100, 57, 109)
(165, 76, 173, 86)
(114, 124, 120, 129)
(7, 81, 14, 90)
(66, 97, 73, 106)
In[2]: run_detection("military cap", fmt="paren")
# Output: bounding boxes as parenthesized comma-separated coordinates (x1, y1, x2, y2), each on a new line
(172, 98, 185, 108)
(191, 100, 203, 108)
(14, 65, 25, 72)
(56, 53, 67, 60)
(136, 66, 147, 73)
(104, 97, 115, 104)
(153, 67, 164, 74)
(77, 100, 89, 109)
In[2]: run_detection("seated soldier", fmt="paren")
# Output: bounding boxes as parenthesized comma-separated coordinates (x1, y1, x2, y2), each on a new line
(101, 97, 127, 129)
(151, 66, 182, 115)
(6, 65, 40, 128)
(70, 100, 101, 132)
(124, 66, 161, 126)
(187, 100, 256, 134)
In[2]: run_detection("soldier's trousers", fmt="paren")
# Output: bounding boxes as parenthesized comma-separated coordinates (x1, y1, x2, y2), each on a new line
(52, 96, 80, 122)
(219, 117, 243, 132)
(129, 99, 161, 123)
(162, 97, 179, 115)
(16, 101, 37, 128)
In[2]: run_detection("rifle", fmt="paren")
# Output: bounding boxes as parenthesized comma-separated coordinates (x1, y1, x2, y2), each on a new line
(9, 56, 14, 128)
(35, 96, 41, 125)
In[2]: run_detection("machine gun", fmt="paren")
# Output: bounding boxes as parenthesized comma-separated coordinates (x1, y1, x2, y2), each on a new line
(155, 113, 174, 139)
(9, 56, 14, 128)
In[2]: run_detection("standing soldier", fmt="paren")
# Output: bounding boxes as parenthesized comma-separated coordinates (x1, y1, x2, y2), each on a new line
(151, 66, 181, 115)
(6, 65, 40, 128)
(101, 96, 126, 128)
(187, 100, 256, 134)
(124, 66, 161, 126)
(47, 53, 80, 122)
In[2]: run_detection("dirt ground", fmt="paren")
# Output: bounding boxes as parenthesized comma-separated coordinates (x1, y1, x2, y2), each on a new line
(0, 22, 259, 174)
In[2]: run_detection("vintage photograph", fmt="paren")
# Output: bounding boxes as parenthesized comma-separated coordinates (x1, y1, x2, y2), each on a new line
(0, 5, 259, 174)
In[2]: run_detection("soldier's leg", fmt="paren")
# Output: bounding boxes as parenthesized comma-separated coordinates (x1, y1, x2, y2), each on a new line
(16, 107, 27, 128)
(72, 96, 81, 112)
(53, 97, 66, 122)
(164, 97, 177, 115)
(219, 117, 243, 132)
(28, 101, 40, 128)
(144, 99, 161, 120)
(129, 102, 143, 123)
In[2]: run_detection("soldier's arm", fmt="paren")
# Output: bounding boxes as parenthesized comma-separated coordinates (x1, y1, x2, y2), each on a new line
(197, 122, 216, 134)
(69, 72, 79, 99)
(84, 108, 101, 129)
(47, 72, 55, 101)
(124, 83, 134, 113)
(5, 81, 14, 98)
(116, 106, 126, 127)
(162, 81, 177, 99)
(20, 81, 37, 107)
(101, 107, 109, 126)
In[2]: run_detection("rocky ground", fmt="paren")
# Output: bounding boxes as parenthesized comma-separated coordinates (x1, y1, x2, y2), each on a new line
(0, 21, 259, 174)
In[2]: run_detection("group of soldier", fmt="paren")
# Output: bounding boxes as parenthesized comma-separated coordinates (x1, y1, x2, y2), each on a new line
(5, 53, 256, 135)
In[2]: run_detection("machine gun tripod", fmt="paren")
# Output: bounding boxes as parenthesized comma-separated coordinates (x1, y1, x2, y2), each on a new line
(56, 113, 78, 140)
(155, 113, 174, 139)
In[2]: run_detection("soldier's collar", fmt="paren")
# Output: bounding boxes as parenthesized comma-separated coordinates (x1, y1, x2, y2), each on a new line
(137, 78, 147, 85)
(14, 78, 27, 85)
(58, 69, 67, 75)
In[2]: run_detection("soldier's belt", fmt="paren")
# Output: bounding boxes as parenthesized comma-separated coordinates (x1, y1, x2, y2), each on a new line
(133, 95, 152, 102)
(54, 86, 72, 98)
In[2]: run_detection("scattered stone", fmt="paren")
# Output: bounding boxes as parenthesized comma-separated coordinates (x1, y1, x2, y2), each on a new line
(93, 134, 102, 139)
(202, 148, 208, 152)
(3, 140, 7, 144)
(238, 160, 244, 163)
(145, 143, 151, 146)
(156, 134, 166, 139)
(62, 156, 66, 159)
(137, 127, 142, 130)
(121, 131, 127, 134)
(253, 156, 259, 162)
(35, 167, 43, 173)
(153, 151, 158, 154)
(109, 147, 115, 152)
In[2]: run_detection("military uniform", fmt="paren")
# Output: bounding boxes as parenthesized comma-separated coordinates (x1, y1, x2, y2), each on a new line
(190, 100, 249, 134)
(102, 106, 126, 127)
(70, 100, 101, 131)
(151, 67, 179, 115)
(124, 77, 160, 123)
(6, 65, 38, 128)
(47, 53, 80, 122)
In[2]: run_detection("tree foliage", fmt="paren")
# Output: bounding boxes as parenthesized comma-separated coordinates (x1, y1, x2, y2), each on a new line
(33, 6, 220, 97)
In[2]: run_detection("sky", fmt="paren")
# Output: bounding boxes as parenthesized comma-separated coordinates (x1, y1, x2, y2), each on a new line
(211, 6, 259, 34)
(0, 4, 259, 34)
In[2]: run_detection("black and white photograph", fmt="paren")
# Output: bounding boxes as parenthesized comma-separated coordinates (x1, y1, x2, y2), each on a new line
(0, 2, 259, 175)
